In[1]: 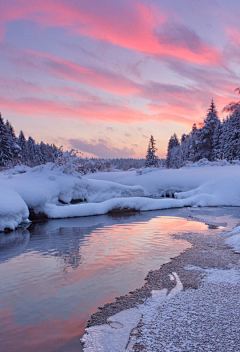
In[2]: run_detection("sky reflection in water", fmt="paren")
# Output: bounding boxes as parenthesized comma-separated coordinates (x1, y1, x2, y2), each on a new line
(0, 210, 222, 352)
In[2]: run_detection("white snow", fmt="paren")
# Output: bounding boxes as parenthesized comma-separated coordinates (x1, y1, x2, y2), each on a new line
(225, 225, 240, 253)
(1, 163, 240, 231)
(0, 184, 29, 231)
(137, 268, 240, 351)
(81, 272, 183, 352)
(81, 267, 240, 352)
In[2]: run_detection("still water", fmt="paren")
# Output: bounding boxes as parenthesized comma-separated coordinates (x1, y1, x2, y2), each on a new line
(0, 208, 230, 352)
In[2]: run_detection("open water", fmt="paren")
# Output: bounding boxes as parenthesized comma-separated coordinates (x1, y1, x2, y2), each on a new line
(0, 208, 234, 352)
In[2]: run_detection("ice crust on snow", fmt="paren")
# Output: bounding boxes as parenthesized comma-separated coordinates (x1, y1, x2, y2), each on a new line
(82, 268, 240, 352)
(81, 272, 183, 352)
(1, 163, 240, 231)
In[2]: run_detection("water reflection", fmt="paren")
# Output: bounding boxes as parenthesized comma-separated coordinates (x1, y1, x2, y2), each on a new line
(0, 209, 233, 352)
(0, 228, 30, 264)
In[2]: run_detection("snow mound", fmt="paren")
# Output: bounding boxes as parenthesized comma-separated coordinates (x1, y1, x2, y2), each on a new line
(0, 184, 29, 231)
(183, 158, 231, 167)
(1, 163, 240, 231)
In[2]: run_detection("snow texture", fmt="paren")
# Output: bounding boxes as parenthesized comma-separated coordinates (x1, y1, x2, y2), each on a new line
(82, 268, 240, 352)
(1, 163, 240, 231)
(0, 184, 29, 231)
(81, 272, 183, 352)
(138, 268, 240, 352)
(225, 225, 240, 253)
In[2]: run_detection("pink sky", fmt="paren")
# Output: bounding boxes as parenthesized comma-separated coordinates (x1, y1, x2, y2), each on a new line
(0, 0, 240, 158)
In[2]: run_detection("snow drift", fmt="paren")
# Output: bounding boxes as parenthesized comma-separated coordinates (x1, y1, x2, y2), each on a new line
(1, 162, 240, 231)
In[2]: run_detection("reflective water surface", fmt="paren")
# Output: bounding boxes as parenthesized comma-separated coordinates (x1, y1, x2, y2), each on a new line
(0, 208, 235, 352)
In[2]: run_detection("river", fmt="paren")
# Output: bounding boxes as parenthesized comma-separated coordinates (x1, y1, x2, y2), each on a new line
(0, 207, 236, 352)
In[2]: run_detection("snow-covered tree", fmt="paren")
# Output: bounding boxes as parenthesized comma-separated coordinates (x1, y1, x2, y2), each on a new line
(5, 120, 20, 160)
(221, 110, 240, 160)
(166, 133, 181, 168)
(195, 99, 221, 161)
(145, 135, 158, 167)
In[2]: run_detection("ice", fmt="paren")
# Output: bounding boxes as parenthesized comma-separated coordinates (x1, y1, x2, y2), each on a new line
(81, 272, 183, 352)
(81, 308, 142, 352)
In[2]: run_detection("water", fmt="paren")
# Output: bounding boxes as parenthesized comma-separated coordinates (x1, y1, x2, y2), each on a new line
(0, 208, 235, 352)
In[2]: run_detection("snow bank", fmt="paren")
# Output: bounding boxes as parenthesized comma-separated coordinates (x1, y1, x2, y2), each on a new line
(1, 163, 240, 231)
(44, 197, 186, 219)
(85, 164, 240, 205)
(0, 184, 29, 231)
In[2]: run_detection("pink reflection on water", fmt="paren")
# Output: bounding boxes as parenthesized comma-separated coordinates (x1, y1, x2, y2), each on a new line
(0, 215, 210, 352)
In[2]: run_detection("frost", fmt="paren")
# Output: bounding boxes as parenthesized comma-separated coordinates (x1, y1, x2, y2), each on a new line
(81, 272, 183, 352)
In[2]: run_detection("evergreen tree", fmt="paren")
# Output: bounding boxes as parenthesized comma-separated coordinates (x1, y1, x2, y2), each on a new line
(5, 120, 20, 161)
(145, 135, 158, 167)
(0, 113, 5, 137)
(195, 99, 220, 161)
(17, 130, 28, 163)
(221, 110, 240, 160)
(166, 133, 181, 168)
(26, 136, 37, 167)
(212, 123, 222, 160)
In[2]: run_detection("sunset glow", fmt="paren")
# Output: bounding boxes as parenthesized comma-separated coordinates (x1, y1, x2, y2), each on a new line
(1, 0, 240, 158)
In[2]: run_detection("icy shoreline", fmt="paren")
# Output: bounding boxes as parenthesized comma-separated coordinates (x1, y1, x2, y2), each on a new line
(1, 162, 240, 231)
(81, 215, 240, 351)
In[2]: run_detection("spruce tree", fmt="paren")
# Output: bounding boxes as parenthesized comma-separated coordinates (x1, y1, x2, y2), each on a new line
(222, 110, 240, 160)
(26, 136, 37, 167)
(195, 99, 220, 161)
(17, 130, 28, 163)
(166, 133, 181, 168)
(145, 135, 158, 167)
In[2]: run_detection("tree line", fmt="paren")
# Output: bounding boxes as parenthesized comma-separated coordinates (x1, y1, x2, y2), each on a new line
(0, 112, 154, 172)
(166, 97, 240, 168)
(0, 113, 58, 168)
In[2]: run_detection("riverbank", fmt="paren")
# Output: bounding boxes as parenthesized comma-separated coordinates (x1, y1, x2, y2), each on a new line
(82, 221, 240, 351)
(2, 163, 240, 232)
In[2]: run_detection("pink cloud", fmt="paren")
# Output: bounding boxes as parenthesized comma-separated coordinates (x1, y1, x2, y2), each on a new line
(0, 26, 6, 42)
(0, 77, 42, 95)
(0, 96, 154, 124)
(147, 103, 198, 127)
(18, 49, 141, 96)
(0, 0, 222, 65)
(1, 92, 208, 127)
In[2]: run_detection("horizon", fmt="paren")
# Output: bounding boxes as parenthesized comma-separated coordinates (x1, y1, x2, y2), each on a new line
(1, 0, 240, 158)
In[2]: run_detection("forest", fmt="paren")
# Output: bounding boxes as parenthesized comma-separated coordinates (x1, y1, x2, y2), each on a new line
(166, 98, 240, 168)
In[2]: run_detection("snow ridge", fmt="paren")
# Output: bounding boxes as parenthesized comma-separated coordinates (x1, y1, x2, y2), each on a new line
(1, 163, 240, 231)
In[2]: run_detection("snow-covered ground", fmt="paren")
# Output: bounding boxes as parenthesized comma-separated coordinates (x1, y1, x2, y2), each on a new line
(81, 267, 240, 351)
(1, 162, 240, 231)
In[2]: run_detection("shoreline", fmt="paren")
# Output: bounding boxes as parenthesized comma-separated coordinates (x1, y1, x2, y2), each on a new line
(82, 226, 240, 350)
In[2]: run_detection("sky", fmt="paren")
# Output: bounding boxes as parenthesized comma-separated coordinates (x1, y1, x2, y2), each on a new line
(0, 0, 240, 158)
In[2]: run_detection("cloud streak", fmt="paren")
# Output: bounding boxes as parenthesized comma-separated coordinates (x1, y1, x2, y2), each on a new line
(69, 138, 135, 158)
(0, 0, 222, 65)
